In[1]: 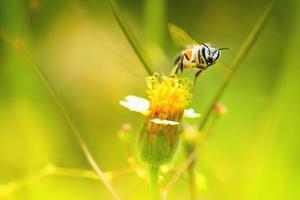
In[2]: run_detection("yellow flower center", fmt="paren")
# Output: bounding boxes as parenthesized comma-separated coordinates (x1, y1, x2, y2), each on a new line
(146, 73, 192, 122)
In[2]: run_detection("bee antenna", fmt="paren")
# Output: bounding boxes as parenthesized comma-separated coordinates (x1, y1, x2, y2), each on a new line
(218, 47, 230, 51)
(213, 47, 230, 55)
(201, 43, 209, 48)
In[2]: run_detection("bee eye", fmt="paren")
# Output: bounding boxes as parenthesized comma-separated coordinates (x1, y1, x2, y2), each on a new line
(213, 51, 220, 61)
(201, 46, 207, 60)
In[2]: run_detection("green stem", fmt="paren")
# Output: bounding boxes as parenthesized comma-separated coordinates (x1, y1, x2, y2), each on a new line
(109, 0, 153, 75)
(187, 161, 197, 200)
(150, 165, 160, 200)
(185, 147, 197, 200)
(0, 164, 133, 197)
(0, 31, 121, 200)
(144, 0, 167, 47)
(198, 0, 277, 131)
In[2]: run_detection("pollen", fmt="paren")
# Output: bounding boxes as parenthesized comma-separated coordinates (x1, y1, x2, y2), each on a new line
(146, 73, 192, 123)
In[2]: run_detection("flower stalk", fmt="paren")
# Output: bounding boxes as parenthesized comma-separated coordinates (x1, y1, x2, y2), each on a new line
(183, 129, 199, 200)
(150, 165, 160, 200)
(186, 148, 197, 200)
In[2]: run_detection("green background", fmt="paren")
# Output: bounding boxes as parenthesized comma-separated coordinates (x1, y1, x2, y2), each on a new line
(0, 0, 299, 199)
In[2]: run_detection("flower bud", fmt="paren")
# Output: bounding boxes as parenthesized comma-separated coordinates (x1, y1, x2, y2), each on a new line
(214, 102, 227, 116)
(139, 122, 181, 166)
(117, 123, 132, 143)
(182, 124, 203, 148)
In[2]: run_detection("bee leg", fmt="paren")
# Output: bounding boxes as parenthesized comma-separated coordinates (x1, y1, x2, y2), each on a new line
(172, 56, 184, 76)
(195, 68, 203, 78)
(170, 64, 180, 77)
(174, 53, 181, 66)
(176, 60, 182, 74)
(179, 58, 184, 74)
(193, 69, 203, 91)
(171, 54, 185, 77)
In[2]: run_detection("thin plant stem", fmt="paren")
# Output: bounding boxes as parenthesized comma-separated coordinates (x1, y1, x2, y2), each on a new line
(144, 0, 167, 47)
(198, 0, 277, 131)
(108, 0, 153, 75)
(184, 1, 277, 200)
(149, 165, 160, 200)
(204, 114, 221, 139)
(163, 149, 196, 199)
(186, 148, 197, 200)
(0, 31, 121, 200)
(0, 166, 47, 198)
(122, 181, 143, 200)
(0, 164, 132, 197)
(21, 0, 40, 36)
(187, 164, 197, 200)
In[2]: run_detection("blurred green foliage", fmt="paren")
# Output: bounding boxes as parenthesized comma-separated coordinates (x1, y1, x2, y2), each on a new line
(0, 0, 300, 199)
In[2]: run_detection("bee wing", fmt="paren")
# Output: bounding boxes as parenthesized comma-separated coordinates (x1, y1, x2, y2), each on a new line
(168, 23, 199, 49)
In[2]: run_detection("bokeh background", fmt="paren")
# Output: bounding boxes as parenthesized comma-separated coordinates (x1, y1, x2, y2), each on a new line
(0, 0, 299, 199)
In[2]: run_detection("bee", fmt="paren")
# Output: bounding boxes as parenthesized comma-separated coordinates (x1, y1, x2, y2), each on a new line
(168, 24, 229, 83)
(173, 43, 228, 77)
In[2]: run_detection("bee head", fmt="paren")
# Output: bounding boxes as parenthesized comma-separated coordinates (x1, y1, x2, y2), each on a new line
(201, 43, 229, 66)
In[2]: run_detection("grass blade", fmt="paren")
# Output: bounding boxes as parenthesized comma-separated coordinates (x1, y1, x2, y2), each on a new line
(109, 0, 153, 75)
(0, 30, 121, 200)
(198, 0, 277, 130)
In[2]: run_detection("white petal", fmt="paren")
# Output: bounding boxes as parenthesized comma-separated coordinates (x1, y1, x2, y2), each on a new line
(184, 108, 201, 119)
(150, 118, 179, 126)
(120, 95, 149, 114)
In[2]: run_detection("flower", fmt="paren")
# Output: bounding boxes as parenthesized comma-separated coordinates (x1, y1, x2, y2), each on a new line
(120, 97, 200, 125)
(120, 95, 149, 114)
(120, 73, 200, 165)
(146, 73, 192, 125)
(184, 108, 201, 119)
(150, 118, 179, 126)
